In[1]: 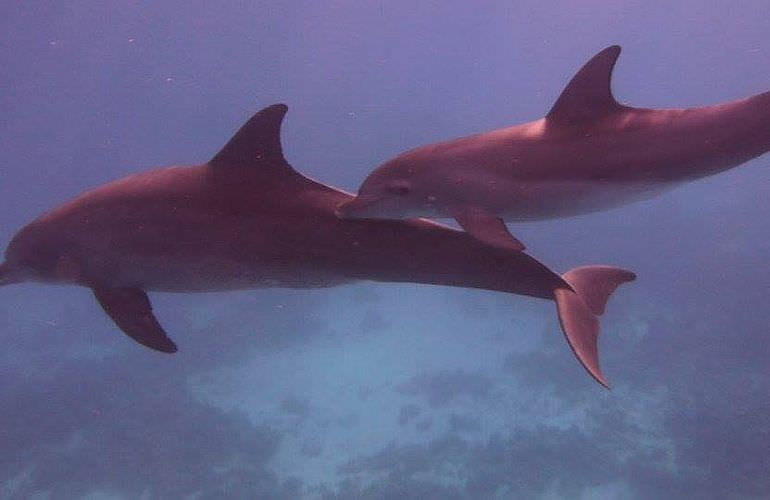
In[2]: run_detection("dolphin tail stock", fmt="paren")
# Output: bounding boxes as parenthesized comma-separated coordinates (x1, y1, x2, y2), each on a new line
(0, 261, 20, 286)
(553, 265, 636, 389)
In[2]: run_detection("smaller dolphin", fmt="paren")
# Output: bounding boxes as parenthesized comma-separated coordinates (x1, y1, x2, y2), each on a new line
(0, 104, 634, 387)
(338, 45, 770, 250)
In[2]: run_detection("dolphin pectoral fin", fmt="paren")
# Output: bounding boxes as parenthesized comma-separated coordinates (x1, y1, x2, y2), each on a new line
(554, 266, 636, 389)
(454, 208, 525, 251)
(92, 287, 178, 353)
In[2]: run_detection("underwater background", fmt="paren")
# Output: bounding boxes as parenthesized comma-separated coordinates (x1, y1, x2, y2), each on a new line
(1, 1, 768, 498)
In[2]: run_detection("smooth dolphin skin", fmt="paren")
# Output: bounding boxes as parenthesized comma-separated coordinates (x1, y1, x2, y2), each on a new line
(0, 104, 635, 387)
(338, 45, 770, 250)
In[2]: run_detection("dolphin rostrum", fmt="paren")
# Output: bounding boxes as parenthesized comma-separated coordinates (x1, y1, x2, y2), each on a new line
(337, 45, 770, 250)
(0, 104, 634, 387)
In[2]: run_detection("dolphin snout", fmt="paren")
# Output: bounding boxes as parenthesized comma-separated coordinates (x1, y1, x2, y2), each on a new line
(0, 261, 21, 286)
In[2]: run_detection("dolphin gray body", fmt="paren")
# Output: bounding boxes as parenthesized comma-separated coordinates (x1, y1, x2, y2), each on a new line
(0, 105, 634, 387)
(338, 45, 770, 250)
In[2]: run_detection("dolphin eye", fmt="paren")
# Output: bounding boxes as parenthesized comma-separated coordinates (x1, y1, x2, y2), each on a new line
(388, 184, 411, 196)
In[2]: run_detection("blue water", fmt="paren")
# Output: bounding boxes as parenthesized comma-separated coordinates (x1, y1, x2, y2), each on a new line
(1, 2, 768, 498)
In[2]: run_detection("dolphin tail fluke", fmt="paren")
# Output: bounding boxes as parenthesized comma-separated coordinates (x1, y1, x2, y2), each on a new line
(0, 261, 20, 286)
(554, 265, 636, 388)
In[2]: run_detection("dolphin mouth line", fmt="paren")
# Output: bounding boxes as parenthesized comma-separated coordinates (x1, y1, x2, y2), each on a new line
(336, 196, 384, 219)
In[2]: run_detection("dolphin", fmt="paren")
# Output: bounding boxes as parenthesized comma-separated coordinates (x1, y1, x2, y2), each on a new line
(337, 45, 770, 251)
(0, 104, 634, 387)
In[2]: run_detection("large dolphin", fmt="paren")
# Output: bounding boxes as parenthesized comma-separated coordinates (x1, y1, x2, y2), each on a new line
(338, 45, 770, 251)
(0, 105, 634, 387)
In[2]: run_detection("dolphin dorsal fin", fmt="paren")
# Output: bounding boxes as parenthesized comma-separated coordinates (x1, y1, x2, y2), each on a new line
(209, 104, 296, 176)
(546, 45, 623, 127)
